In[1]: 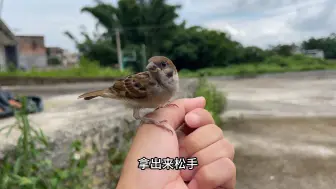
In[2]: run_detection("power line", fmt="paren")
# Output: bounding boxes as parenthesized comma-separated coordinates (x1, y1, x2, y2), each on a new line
(107, 24, 176, 32)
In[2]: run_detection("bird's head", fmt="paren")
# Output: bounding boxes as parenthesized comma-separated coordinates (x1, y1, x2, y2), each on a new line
(146, 56, 179, 92)
(146, 56, 177, 79)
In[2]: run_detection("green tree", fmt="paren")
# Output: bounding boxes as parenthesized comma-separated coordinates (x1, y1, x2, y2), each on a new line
(269, 43, 297, 56)
(238, 46, 267, 63)
(64, 29, 118, 67)
(65, 0, 287, 70)
(162, 23, 243, 70)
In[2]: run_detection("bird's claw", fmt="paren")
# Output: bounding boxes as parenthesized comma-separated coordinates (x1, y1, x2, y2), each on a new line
(140, 118, 174, 135)
(157, 120, 168, 124)
(155, 102, 179, 110)
(155, 121, 174, 135)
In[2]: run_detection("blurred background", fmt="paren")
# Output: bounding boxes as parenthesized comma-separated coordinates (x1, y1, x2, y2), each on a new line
(0, 0, 336, 189)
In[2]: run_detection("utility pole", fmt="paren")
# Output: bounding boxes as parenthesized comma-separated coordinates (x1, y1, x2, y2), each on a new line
(0, 0, 4, 18)
(115, 28, 123, 71)
(141, 44, 146, 71)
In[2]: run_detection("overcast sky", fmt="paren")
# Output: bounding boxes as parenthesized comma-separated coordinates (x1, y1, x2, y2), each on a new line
(2, 0, 335, 52)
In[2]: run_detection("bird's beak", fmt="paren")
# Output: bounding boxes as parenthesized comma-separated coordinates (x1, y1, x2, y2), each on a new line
(146, 62, 159, 72)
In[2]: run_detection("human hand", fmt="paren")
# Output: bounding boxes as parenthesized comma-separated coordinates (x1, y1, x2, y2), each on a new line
(116, 97, 236, 189)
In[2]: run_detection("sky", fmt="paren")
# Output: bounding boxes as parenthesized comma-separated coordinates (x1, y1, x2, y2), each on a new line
(2, 0, 336, 52)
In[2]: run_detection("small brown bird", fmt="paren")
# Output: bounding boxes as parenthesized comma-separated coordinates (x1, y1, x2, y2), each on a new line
(78, 56, 179, 134)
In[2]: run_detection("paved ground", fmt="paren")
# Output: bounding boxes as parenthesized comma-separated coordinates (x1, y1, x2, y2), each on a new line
(222, 117, 336, 189)
(1, 72, 336, 189)
(208, 75, 336, 189)
(209, 76, 336, 118)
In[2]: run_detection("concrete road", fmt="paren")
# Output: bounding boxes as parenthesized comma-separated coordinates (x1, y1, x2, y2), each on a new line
(206, 73, 336, 189)
(223, 117, 336, 189)
(208, 76, 336, 118)
(1, 71, 336, 189)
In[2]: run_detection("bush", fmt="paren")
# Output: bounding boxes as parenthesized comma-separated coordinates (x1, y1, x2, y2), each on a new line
(194, 76, 227, 126)
(48, 56, 62, 66)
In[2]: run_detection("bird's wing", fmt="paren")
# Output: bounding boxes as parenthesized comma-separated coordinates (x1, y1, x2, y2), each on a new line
(109, 71, 156, 100)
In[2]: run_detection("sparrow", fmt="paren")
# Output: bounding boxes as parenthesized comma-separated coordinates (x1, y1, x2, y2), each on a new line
(78, 56, 179, 135)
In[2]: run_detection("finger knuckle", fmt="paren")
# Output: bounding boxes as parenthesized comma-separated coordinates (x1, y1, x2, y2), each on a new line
(221, 139, 235, 159)
(208, 124, 224, 137)
(197, 165, 214, 180)
(222, 157, 236, 176)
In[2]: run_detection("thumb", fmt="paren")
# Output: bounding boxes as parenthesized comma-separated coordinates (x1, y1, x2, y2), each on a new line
(132, 96, 206, 156)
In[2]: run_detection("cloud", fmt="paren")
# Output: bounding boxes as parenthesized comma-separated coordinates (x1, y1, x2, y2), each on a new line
(2, 0, 335, 52)
(289, 0, 336, 31)
(195, 0, 334, 48)
(2, 0, 97, 51)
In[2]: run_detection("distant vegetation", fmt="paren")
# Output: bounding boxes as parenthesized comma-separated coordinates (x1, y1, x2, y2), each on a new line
(60, 0, 336, 73)
(1, 55, 335, 79)
(179, 54, 336, 77)
(2, 0, 336, 78)
(0, 57, 131, 78)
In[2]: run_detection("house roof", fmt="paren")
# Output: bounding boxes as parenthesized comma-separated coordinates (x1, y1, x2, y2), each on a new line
(0, 18, 17, 45)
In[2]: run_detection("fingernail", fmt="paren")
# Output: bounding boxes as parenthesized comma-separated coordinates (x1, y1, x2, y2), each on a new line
(188, 179, 198, 189)
(194, 96, 205, 100)
(186, 112, 200, 126)
(193, 96, 206, 107)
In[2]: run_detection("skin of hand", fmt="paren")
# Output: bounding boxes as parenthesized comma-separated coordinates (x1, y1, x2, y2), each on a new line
(78, 56, 179, 134)
(116, 97, 236, 189)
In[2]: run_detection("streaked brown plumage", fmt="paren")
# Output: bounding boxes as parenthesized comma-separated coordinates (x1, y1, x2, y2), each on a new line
(78, 56, 179, 134)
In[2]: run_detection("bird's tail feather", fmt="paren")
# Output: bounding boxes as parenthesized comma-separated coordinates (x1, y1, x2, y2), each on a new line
(78, 88, 114, 100)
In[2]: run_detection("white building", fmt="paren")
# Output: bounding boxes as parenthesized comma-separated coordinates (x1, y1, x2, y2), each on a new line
(0, 19, 18, 71)
(292, 46, 325, 59)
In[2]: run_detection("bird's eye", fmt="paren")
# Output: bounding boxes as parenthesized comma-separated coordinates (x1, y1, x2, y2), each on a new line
(161, 62, 167, 67)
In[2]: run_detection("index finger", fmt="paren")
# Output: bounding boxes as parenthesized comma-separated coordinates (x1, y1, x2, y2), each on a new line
(131, 96, 206, 157)
(144, 96, 206, 132)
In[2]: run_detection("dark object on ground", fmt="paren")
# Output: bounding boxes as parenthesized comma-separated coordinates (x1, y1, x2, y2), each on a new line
(0, 89, 43, 118)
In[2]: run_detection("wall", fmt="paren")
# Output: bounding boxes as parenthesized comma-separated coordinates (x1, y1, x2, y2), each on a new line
(16, 36, 48, 69)
(0, 79, 198, 189)
(19, 53, 48, 69)
(0, 19, 17, 70)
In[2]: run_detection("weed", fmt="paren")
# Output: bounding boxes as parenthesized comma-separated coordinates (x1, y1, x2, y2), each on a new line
(0, 97, 90, 189)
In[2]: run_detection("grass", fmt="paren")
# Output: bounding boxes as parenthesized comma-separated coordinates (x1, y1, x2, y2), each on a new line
(0, 57, 132, 78)
(179, 55, 336, 78)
